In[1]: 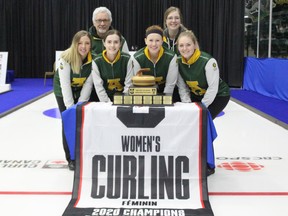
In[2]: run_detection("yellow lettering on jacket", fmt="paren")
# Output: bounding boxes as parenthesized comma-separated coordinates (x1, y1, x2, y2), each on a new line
(108, 78, 123, 91)
(186, 81, 206, 96)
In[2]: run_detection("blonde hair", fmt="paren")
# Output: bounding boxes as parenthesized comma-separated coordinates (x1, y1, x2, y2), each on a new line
(60, 30, 92, 74)
(177, 30, 199, 46)
(163, 6, 184, 28)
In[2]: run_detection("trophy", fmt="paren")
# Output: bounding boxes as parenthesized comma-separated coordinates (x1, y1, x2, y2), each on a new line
(113, 68, 172, 105)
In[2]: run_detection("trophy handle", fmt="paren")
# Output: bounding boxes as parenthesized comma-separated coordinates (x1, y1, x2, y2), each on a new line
(136, 68, 151, 76)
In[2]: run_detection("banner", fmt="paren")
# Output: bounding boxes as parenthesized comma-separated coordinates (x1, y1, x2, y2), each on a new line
(63, 102, 216, 216)
(0, 52, 11, 93)
(0, 52, 8, 85)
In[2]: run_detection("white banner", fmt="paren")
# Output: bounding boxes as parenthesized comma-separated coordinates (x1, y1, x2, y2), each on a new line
(0, 52, 8, 85)
(63, 103, 214, 216)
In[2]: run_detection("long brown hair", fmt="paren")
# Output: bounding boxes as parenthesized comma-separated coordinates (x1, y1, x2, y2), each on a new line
(163, 6, 184, 28)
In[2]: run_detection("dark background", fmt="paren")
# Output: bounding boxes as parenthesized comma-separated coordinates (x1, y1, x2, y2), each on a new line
(0, 0, 244, 87)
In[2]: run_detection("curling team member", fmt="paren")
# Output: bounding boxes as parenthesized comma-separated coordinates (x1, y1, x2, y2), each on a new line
(132, 25, 188, 100)
(53, 30, 95, 171)
(176, 30, 230, 176)
(176, 30, 230, 120)
(79, 29, 133, 102)
(163, 6, 188, 55)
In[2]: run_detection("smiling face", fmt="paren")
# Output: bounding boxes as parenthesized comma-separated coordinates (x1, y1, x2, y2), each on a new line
(166, 10, 181, 31)
(93, 12, 111, 35)
(177, 35, 197, 60)
(145, 33, 163, 56)
(104, 34, 121, 57)
(77, 35, 91, 59)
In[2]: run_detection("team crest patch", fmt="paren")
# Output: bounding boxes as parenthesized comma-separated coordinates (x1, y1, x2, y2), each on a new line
(129, 88, 134, 95)
(212, 62, 217, 70)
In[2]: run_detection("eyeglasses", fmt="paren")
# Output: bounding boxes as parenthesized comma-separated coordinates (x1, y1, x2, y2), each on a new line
(95, 19, 110, 24)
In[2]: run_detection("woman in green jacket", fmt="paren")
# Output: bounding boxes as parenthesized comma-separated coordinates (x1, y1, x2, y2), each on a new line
(132, 25, 180, 97)
(177, 30, 230, 120)
(79, 29, 133, 102)
(53, 30, 94, 170)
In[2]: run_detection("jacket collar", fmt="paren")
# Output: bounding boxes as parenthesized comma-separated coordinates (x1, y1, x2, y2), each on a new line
(144, 46, 164, 63)
(181, 49, 201, 65)
(102, 50, 121, 64)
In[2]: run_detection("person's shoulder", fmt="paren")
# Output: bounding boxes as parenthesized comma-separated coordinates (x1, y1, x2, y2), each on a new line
(94, 53, 104, 62)
(163, 28, 169, 37)
(91, 52, 98, 59)
(200, 51, 213, 60)
(121, 52, 131, 59)
(133, 48, 145, 58)
(57, 57, 70, 72)
(179, 25, 187, 32)
(88, 26, 96, 36)
(58, 57, 68, 65)
(163, 46, 176, 57)
(121, 35, 127, 42)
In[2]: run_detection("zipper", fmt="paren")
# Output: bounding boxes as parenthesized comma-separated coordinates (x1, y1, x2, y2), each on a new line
(111, 63, 114, 78)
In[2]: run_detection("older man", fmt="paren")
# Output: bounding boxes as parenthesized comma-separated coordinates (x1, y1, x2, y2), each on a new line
(89, 6, 129, 55)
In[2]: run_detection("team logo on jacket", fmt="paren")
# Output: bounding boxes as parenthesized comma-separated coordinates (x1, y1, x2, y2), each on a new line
(108, 78, 123, 91)
(212, 62, 217, 70)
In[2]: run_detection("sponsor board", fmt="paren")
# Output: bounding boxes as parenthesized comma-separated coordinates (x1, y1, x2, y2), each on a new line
(0, 160, 68, 169)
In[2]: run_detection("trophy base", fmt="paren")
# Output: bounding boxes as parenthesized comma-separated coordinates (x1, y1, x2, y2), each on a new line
(113, 93, 173, 106)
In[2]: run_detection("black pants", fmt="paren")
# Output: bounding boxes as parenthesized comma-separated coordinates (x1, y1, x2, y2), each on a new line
(89, 88, 100, 102)
(192, 95, 230, 119)
(54, 88, 98, 162)
(206, 96, 230, 119)
(172, 86, 181, 103)
(55, 95, 72, 162)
